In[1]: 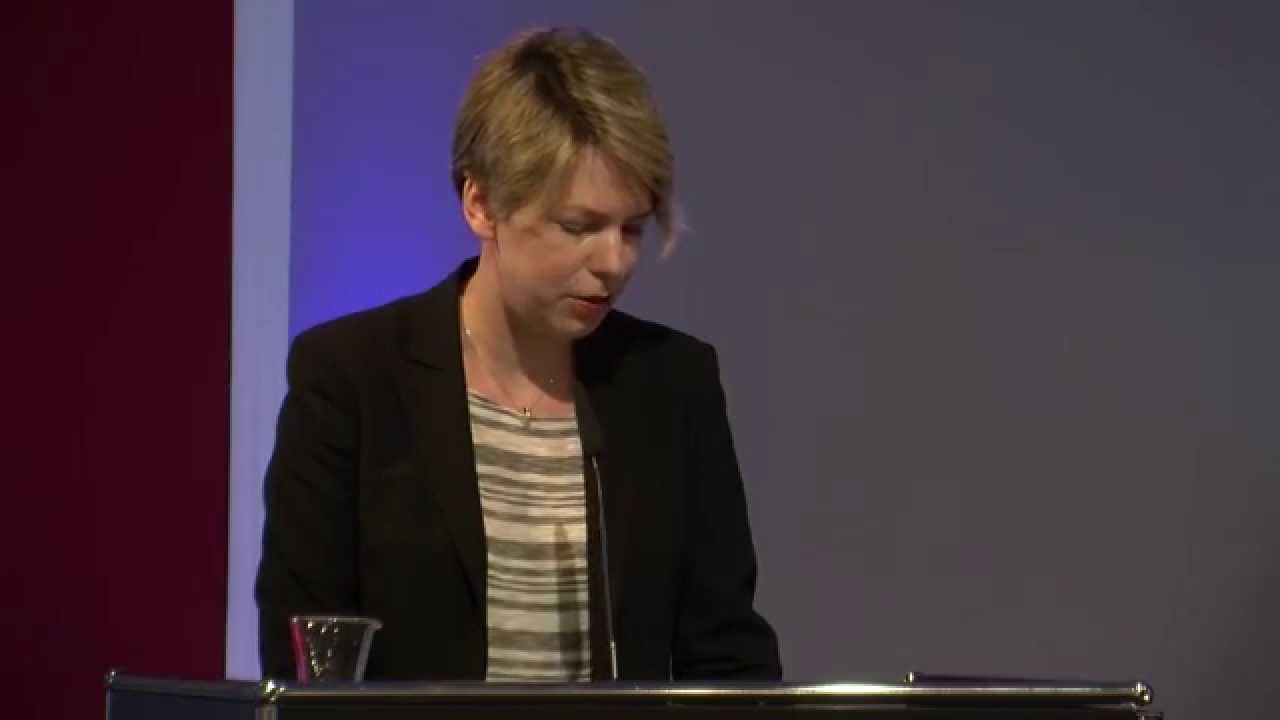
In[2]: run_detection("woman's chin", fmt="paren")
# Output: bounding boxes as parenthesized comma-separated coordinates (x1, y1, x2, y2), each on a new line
(553, 310, 607, 341)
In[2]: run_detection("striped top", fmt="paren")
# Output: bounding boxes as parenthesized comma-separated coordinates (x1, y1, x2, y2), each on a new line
(467, 390, 592, 683)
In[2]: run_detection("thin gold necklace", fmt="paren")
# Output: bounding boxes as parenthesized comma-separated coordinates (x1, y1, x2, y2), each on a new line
(462, 324, 554, 428)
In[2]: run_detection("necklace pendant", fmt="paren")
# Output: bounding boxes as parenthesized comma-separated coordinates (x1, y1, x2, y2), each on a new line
(520, 407, 532, 427)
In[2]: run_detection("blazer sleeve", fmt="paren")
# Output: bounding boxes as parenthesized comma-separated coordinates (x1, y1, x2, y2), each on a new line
(671, 342, 783, 681)
(254, 330, 361, 680)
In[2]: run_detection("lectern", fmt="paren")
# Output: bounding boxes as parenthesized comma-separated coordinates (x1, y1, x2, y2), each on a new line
(106, 672, 1159, 720)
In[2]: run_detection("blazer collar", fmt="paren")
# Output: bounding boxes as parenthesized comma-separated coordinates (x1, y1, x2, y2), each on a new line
(402, 257, 473, 374)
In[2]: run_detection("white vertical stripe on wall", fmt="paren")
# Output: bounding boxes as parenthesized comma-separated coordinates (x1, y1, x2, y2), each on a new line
(228, 0, 293, 680)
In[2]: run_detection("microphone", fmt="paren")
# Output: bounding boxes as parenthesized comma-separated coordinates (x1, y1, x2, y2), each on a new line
(574, 382, 619, 681)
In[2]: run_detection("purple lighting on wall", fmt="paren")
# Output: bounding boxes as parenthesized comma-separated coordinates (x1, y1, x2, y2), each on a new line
(289, 2, 482, 337)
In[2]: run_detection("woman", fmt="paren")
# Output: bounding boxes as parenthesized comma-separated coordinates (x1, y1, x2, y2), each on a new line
(255, 28, 781, 683)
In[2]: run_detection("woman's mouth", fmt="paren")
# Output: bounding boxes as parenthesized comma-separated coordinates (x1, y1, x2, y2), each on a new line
(568, 295, 611, 319)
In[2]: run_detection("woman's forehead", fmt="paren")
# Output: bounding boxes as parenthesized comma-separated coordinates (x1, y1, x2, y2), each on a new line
(550, 150, 652, 217)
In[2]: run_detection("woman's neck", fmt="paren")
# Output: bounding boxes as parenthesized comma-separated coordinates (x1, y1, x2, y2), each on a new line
(459, 261, 573, 389)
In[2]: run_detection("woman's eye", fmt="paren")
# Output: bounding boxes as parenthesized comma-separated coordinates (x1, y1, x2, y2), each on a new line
(558, 221, 590, 236)
(556, 219, 646, 239)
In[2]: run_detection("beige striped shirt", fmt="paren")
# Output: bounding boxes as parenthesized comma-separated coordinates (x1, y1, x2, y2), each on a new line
(467, 391, 591, 682)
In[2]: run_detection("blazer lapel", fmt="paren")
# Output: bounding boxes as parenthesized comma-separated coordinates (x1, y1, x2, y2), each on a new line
(397, 261, 486, 608)
(575, 328, 635, 632)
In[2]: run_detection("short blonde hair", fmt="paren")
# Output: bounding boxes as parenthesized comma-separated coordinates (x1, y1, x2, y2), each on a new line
(451, 28, 679, 250)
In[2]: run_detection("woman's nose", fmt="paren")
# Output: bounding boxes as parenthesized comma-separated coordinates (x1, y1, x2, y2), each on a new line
(588, 228, 635, 276)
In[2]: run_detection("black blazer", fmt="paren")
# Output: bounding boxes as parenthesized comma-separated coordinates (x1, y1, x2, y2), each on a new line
(255, 259, 781, 682)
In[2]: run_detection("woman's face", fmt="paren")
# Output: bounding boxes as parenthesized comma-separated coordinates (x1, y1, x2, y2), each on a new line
(470, 149, 653, 341)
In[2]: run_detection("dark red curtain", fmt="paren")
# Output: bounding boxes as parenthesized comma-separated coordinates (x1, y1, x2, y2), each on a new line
(9, 3, 233, 717)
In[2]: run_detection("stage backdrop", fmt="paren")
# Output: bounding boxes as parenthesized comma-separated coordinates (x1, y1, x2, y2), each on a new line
(228, 4, 1280, 720)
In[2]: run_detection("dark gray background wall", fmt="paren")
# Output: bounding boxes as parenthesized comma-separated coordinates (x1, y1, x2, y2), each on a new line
(290, 2, 1280, 717)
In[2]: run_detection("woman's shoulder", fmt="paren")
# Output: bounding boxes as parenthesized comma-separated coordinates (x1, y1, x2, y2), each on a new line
(594, 309, 705, 349)
(285, 290, 438, 386)
(584, 309, 719, 383)
(295, 291, 422, 351)
(291, 261, 471, 369)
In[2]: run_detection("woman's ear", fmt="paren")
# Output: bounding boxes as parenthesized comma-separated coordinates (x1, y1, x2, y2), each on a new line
(461, 177, 497, 241)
